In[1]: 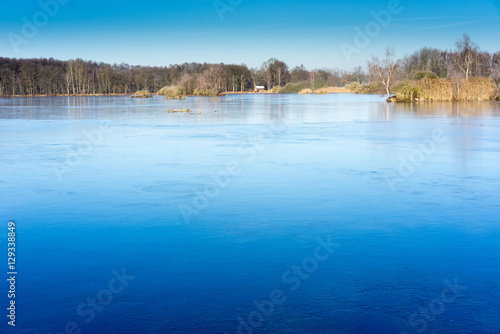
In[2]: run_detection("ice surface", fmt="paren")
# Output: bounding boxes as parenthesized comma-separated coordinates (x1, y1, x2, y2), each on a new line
(0, 94, 499, 333)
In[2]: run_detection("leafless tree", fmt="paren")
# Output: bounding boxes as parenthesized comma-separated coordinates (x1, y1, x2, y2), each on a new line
(196, 71, 210, 91)
(367, 48, 400, 98)
(205, 64, 226, 93)
(309, 70, 318, 89)
(274, 61, 288, 87)
(262, 59, 275, 89)
(178, 73, 195, 94)
(452, 34, 479, 80)
(352, 66, 364, 84)
(491, 52, 500, 82)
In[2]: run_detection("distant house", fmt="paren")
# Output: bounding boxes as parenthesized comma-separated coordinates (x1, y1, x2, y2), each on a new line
(254, 85, 266, 93)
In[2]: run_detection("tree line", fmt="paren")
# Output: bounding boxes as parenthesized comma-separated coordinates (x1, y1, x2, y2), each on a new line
(368, 34, 500, 98)
(0, 57, 363, 96)
(0, 34, 498, 97)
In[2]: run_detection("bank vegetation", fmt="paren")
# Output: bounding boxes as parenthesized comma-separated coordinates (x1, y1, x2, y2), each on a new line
(0, 34, 498, 101)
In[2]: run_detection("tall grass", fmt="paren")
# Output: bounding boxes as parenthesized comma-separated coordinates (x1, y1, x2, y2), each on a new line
(393, 78, 495, 101)
(417, 78, 453, 101)
(454, 78, 495, 101)
(315, 87, 350, 94)
(279, 82, 350, 94)
(354, 83, 380, 94)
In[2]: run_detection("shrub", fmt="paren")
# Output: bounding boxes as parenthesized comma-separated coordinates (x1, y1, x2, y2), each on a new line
(414, 71, 438, 80)
(311, 79, 327, 91)
(279, 81, 310, 93)
(271, 86, 281, 93)
(158, 86, 186, 98)
(131, 90, 153, 98)
(393, 80, 422, 101)
(355, 83, 379, 94)
(134, 90, 152, 96)
(193, 88, 218, 96)
(298, 88, 313, 94)
(346, 82, 359, 92)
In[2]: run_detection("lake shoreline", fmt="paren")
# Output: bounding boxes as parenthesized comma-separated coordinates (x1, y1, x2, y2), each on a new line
(2, 91, 499, 102)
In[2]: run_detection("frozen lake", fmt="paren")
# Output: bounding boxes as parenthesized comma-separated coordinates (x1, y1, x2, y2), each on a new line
(0, 94, 499, 333)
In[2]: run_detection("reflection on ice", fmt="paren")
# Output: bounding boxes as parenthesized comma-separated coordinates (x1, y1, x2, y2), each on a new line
(0, 94, 499, 333)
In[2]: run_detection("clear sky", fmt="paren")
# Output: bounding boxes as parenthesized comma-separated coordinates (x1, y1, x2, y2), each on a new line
(1, 0, 499, 70)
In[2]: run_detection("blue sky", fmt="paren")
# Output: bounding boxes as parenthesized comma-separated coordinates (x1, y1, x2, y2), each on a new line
(1, 0, 499, 70)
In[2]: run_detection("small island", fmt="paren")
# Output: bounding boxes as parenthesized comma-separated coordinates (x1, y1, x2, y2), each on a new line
(131, 90, 153, 98)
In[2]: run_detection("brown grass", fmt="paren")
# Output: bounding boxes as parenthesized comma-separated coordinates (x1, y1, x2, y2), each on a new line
(394, 78, 496, 102)
(418, 78, 454, 101)
(314, 87, 350, 94)
(454, 78, 496, 101)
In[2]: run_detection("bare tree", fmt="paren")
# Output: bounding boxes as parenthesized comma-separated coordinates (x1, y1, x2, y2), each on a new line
(250, 67, 264, 88)
(274, 60, 289, 87)
(178, 73, 195, 94)
(262, 58, 275, 89)
(367, 48, 400, 98)
(491, 52, 500, 82)
(309, 70, 318, 89)
(452, 33, 479, 80)
(261, 58, 290, 88)
(206, 64, 226, 93)
(352, 66, 364, 84)
(400, 47, 447, 79)
(196, 71, 210, 91)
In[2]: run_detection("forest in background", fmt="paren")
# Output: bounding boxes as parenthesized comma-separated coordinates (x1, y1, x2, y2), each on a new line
(0, 34, 499, 98)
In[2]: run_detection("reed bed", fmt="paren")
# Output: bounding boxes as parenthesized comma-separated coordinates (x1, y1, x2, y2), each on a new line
(314, 87, 350, 94)
(454, 78, 495, 101)
(393, 78, 496, 102)
(418, 78, 454, 101)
